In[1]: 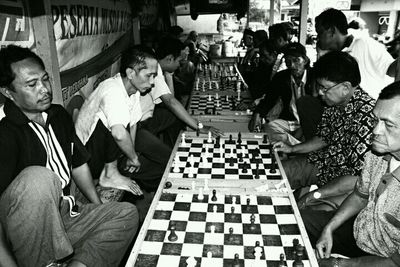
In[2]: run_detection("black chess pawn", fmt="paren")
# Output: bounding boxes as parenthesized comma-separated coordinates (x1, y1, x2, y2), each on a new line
(233, 253, 240, 267)
(254, 164, 260, 179)
(228, 227, 234, 241)
(238, 151, 243, 162)
(270, 148, 277, 173)
(230, 206, 235, 219)
(292, 238, 299, 259)
(168, 224, 178, 242)
(242, 161, 248, 173)
(237, 133, 242, 144)
(263, 134, 268, 144)
(229, 156, 234, 167)
(211, 189, 217, 202)
(215, 136, 220, 148)
(212, 106, 216, 115)
(228, 134, 234, 144)
(279, 253, 286, 267)
(250, 214, 256, 230)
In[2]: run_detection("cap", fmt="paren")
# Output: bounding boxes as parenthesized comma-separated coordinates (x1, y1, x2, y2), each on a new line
(284, 42, 307, 58)
(243, 28, 255, 37)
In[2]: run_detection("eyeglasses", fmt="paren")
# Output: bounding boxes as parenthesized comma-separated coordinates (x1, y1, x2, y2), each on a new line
(317, 81, 343, 94)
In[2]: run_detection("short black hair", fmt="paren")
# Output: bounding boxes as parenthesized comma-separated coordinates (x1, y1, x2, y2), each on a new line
(119, 45, 157, 77)
(155, 37, 185, 60)
(314, 51, 361, 87)
(269, 23, 289, 41)
(0, 45, 45, 90)
(378, 81, 400, 100)
(315, 8, 348, 35)
(259, 39, 276, 54)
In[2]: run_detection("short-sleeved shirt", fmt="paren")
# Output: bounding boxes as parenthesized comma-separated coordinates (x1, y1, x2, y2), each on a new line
(140, 64, 171, 121)
(75, 73, 142, 145)
(353, 151, 400, 257)
(307, 87, 376, 186)
(343, 34, 394, 99)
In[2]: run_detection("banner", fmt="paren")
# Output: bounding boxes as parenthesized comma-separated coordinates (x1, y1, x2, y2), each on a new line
(51, 0, 132, 71)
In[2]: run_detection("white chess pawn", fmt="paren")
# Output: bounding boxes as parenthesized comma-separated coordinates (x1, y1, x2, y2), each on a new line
(189, 154, 195, 167)
(237, 90, 241, 101)
(215, 82, 219, 90)
(207, 131, 212, 143)
(201, 154, 208, 167)
(213, 205, 217, 213)
(181, 133, 186, 146)
(188, 166, 194, 178)
(198, 187, 204, 200)
(208, 94, 212, 101)
(215, 93, 219, 99)
(186, 256, 197, 267)
(173, 155, 180, 173)
(226, 95, 229, 101)
(208, 78, 211, 90)
(207, 251, 213, 259)
(232, 196, 237, 205)
(210, 225, 216, 234)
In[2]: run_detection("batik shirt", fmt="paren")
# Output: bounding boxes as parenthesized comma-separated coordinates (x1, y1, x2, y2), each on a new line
(307, 87, 375, 186)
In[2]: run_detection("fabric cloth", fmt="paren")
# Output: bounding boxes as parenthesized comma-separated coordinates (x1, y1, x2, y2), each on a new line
(281, 155, 319, 189)
(353, 151, 400, 257)
(301, 209, 370, 258)
(75, 73, 142, 145)
(307, 87, 376, 186)
(140, 64, 171, 121)
(0, 100, 89, 195)
(343, 34, 394, 99)
(0, 166, 138, 267)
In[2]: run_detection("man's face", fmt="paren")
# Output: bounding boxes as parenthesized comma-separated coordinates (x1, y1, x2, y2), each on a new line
(7, 58, 52, 114)
(316, 23, 335, 51)
(285, 55, 307, 79)
(131, 58, 158, 93)
(165, 52, 185, 73)
(243, 34, 254, 47)
(316, 78, 345, 106)
(371, 97, 400, 155)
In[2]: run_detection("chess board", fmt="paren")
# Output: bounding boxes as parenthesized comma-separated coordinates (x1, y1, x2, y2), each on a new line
(193, 78, 245, 93)
(127, 191, 318, 267)
(166, 132, 284, 191)
(189, 94, 252, 116)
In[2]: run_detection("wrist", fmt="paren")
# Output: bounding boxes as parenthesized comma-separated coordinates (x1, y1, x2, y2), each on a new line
(197, 121, 204, 130)
(332, 257, 343, 267)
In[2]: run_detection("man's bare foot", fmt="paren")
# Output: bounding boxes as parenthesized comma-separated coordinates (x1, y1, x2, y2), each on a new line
(99, 162, 143, 196)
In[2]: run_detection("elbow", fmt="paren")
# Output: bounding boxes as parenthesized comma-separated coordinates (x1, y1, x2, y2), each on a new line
(111, 127, 126, 142)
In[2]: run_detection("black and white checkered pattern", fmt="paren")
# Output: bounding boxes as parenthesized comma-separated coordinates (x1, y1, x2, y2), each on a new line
(189, 95, 252, 116)
(134, 192, 311, 267)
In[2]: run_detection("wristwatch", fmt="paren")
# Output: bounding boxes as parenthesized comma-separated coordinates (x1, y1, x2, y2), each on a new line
(313, 191, 322, 199)
(332, 257, 342, 267)
(197, 121, 204, 130)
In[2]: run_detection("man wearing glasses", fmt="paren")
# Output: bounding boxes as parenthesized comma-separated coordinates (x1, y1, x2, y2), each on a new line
(274, 51, 376, 211)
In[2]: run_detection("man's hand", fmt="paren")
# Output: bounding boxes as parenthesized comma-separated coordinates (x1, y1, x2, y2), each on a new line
(297, 191, 316, 209)
(273, 141, 294, 154)
(249, 113, 262, 132)
(125, 155, 141, 173)
(201, 125, 224, 137)
(316, 228, 334, 259)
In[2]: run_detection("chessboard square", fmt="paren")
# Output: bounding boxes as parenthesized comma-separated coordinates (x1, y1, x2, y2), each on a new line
(242, 213, 259, 224)
(170, 211, 190, 221)
(260, 224, 281, 235)
(223, 245, 245, 259)
(279, 224, 301, 235)
(190, 202, 209, 212)
(256, 196, 273, 205)
(148, 219, 169, 231)
(223, 222, 243, 234)
(274, 205, 294, 214)
(156, 201, 175, 211)
(238, 174, 253, 179)
(160, 243, 183, 256)
(225, 195, 240, 204)
(206, 212, 225, 222)
(176, 193, 194, 202)
(200, 257, 224, 267)
(241, 205, 259, 214)
(267, 174, 282, 180)
(272, 197, 291, 206)
(189, 211, 207, 221)
(198, 168, 212, 174)
(181, 243, 204, 256)
(192, 194, 209, 203)
(139, 241, 163, 255)
(134, 254, 159, 267)
(159, 193, 177, 201)
(262, 235, 282, 246)
(197, 173, 211, 179)
(280, 235, 303, 247)
(186, 221, 207, 232)
(224, 234, 243, 246)
(184, 232, 205, 244)
(210, 168, 225, 174)
(225, 174, 239, 180)
(242, 234, 264, 247)
(224, 213, 242, 223)
(204, 233, 225, 245)
(144, 230, 166, 242)
(211, 174, 225, 179)
(276, 214, 297, 224)
(212, 163, 225, 169)
(153, 210, 172, 220)
(168, 221, 188, 232)
(262, 246, 286, 260)
(242, 224, 261, 235)
(205, 222, 224, 233)
(207, 203, 224, 212)
(225, 168, 239, 175)
(256, 205, 275, 214)
(157, 254, 181, 266)
(202, 244, 224, 258)
(244, 259, 267, 267)
(240, 195, 258, 204)
(173, 202, 191, 211)
(259, 214, 277, 224)
(243, 245, 263, 259)
(168, 172, 183, 179)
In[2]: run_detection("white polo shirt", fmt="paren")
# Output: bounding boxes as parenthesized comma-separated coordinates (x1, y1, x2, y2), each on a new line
(75, 73, 142, 145)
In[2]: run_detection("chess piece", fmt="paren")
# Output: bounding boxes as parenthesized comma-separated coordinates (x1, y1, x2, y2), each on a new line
(233, 253, 240, 267)
(215, 136, 220, 148)
(208, 94, 212, 101)
(246, 198, 251, 206)
(207, 131, 212, 143)
(263, 134, 268, 144)
(210, 225, 216, 234)
(181, 133, 187, 146)
(254, 245, 262, 260)
(186, 256, 197, 267)
(228, 134, 234, 144)
(198, 187, 204, 201)
(250, 214, 256, 230)
(207, 251, 212, 259)
(254, 164, 260, 179)
(189, 154, 195, 167)
(232, 196, 237, 204)
(219, 150, 223, 162)
(188, 166, 194, 178)
(228, 227, 234, 241)
(238, 150, 243, 162)
(213, 205, 217, 213)
(242, 161, 248, 173)
(279, 253, 286, 267)
(168, 224, 178, 242)
(173, 155, 180, 173)
(211, 189, 217, 202)
(237, 132, 242, 144)
(270, 147, 277, 173)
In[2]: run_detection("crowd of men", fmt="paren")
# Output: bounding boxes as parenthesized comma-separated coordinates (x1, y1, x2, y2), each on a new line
(0, 7, 400, 267)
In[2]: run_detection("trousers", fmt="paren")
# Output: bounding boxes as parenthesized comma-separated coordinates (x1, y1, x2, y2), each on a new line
(0, 166, 138, 267)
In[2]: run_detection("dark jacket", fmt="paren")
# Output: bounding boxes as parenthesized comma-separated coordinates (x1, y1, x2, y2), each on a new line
(255, 68, 316, 120)
(0, 100, 89, 194)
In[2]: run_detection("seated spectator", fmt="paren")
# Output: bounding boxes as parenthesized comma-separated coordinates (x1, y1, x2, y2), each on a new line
(184, 30, 207, 65)
(0, 45, 137, 267)
(269, 23, 291, 78)
(315, 8, 395, 99)
(75, 46, 167, 194)
(238, 29, 257, 81)
(274, 51, 376, 211)
(302, 81, 400, 266)
(249, 42, 322, 145)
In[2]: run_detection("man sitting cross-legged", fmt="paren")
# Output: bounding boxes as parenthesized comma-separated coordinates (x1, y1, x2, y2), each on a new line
(302, 81, 400, 267)
(0, 45, 138, 267)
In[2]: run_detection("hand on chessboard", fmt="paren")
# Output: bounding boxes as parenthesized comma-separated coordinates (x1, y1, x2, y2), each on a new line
(316, 228, 334, 259)
(273, 141, 293, 154)
(200, 125, 224, 137)
(249, 112, 262, 132)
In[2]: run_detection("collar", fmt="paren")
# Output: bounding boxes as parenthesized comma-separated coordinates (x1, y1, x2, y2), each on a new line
(4, 99, 53, 126)
(291, 69, 307, 87)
